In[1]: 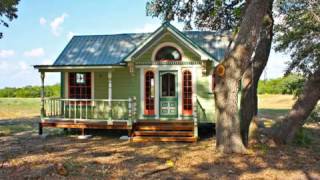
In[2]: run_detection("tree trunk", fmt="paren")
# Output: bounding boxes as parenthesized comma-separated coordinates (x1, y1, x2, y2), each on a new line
(240, 3, 274, 147)
(214, 0, 270, 153)
(273, 68, 320, 144)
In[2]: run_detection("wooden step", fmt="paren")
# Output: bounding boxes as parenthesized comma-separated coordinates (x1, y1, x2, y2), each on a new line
(133, 130, 193, 137)
(135, 125, 194, 131)
(131, 136, 197, 142)
(136, 120, 193, 124)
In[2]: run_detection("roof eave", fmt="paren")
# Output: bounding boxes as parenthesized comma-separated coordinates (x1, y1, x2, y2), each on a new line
(34, 64, 126, 72)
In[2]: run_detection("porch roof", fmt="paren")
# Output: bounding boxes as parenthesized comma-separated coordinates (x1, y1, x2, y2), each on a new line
(40, 24, 231, 67)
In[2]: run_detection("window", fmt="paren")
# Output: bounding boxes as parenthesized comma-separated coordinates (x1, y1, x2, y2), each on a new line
(69, 72, 91, 99)
(155, 46, 181, 61)
(161, 73, 176, 97)
(183, 70, 192, 115)
(145, 71, 155, 115)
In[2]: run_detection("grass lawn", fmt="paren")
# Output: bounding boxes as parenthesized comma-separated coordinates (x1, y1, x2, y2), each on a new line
(0, 96, 319, 179)
(0, 98, 40, 120)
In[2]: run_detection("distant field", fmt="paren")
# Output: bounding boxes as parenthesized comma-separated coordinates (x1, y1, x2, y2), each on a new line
(0, 95, 295, 120)
(258, 94, 295, 120)
(0, 98, 40, 120)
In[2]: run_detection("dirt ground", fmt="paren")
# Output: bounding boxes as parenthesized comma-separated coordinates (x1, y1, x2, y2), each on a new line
(0, 117, 319, 180)
(0, 96, 319, 179)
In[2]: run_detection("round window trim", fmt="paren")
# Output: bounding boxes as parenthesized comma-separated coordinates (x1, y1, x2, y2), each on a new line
(155, 46, 182, 61)
(152, 42, 184, 62)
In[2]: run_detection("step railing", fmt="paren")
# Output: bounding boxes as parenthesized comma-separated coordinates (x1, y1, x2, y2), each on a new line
(196, 98, 208, 122)
(41, 97, 136, 126)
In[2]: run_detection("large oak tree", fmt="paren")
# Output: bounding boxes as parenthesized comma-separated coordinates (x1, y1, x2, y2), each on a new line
(147, 0, 271, 153)
(272, 0, 320, 144)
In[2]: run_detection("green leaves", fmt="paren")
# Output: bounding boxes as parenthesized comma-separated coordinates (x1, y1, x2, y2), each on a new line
(146, 0, 244, 31)
(274, 0, 320, 76)
(0, 0, 20, 39)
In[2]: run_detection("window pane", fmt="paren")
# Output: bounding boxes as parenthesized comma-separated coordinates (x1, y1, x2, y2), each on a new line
(155, 46, 181, 61)
(161, 73, 175, 97)
(76, 73, 86, 84)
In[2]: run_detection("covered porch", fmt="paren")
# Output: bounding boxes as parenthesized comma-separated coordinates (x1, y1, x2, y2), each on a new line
(34, 65, 200, 142)
(35, 65, 136, 135)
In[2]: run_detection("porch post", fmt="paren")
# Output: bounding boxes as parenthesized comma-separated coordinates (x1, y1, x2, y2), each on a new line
(108, 71, 112, 121)
(193, 94, 198, 139)
(40, 72, 45, 119)
(108, 71, 112, 105)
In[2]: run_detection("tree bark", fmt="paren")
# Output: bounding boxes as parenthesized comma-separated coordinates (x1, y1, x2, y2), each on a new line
(214, 0, 270, 153)
(273, 68, 320, 144)
(240, 2, 274, 147)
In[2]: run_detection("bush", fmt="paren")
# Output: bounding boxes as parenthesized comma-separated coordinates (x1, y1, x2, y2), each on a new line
(0, 84, 60, 98)
(293, 128, 312, 146)
(308, 105, 320, 123)
(258, 74, 304, 95)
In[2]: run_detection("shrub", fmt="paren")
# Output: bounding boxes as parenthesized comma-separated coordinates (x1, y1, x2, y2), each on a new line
(0, 84, 60, 98)
(258, 74, 304, 95)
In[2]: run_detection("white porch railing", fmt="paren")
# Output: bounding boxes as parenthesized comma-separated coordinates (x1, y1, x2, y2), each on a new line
(41, 97, 137, 125)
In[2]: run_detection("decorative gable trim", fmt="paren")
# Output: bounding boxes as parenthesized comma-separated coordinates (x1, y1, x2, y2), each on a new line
(124, 22, 217, 62)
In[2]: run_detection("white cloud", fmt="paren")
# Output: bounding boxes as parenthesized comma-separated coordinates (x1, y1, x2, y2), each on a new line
(0, 61, 9, 69)
(0, 49, 15, 58)
(23, 48, 45, 57)
(50, 13, 68, 36)
(18, 61, 29, 71)
(133, 23, 159, 33)
(261, 49, 290, 79)
(39, 17, 47, 25)
(67, 31, 75, 40)
(41, 59, 53, 65)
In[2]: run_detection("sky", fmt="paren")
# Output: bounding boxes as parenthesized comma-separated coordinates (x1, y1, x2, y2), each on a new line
(0, 0, 290, 88)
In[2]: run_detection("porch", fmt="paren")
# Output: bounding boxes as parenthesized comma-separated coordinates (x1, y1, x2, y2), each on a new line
(39, 97, 203, 142)
(34, 66, 204, 142)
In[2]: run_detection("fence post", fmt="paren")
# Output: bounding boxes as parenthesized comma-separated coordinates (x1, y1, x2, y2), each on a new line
(193, 95, 198, 139)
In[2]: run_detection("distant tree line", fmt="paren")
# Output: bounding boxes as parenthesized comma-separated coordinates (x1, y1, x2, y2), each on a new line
(0, 84, 60, 98)
(258, 74, 304, 95)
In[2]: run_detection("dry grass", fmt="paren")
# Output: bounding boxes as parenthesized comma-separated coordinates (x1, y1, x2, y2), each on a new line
(0, 98, 40, 120)
(258, 94, 295, 109)
(0, 96, 319, 179)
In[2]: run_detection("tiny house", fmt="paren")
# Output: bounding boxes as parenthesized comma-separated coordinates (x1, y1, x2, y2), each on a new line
(34, 22, 230, 142)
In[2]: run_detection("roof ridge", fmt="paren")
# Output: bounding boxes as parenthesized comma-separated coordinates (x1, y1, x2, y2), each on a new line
(73, 32, 150, 37)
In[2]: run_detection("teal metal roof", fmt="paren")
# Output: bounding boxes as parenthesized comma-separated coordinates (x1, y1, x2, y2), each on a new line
(53, 31, 230, 66)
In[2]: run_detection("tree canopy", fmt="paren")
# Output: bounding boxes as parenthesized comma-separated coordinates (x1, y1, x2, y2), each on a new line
(274, 0, 320, 76)
(0, 0, 20, 38)
(146, 0, 244, 31)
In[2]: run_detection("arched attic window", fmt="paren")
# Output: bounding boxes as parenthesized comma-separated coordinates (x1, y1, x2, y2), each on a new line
(155, 46, 182, 61)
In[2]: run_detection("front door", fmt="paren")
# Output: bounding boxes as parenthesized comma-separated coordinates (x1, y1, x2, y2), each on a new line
(159, 71, 178, 118)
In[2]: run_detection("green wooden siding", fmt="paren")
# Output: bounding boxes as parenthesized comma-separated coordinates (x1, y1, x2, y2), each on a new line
(94, 72, 108, 99)
(195, 68, 215, 123)
(112, 68, 141, 116)
(135, 31, 201, 62)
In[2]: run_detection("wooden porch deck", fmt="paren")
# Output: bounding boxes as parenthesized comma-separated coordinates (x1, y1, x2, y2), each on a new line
(38, 98, 199, 142)
(39, 119, 197, 142)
